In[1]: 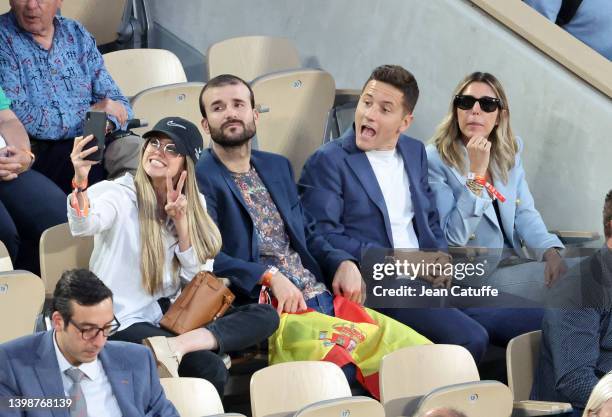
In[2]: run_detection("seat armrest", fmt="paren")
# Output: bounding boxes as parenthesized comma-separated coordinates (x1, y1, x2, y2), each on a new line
(550, 230, 600, 246)
(512, 400, 572, 416)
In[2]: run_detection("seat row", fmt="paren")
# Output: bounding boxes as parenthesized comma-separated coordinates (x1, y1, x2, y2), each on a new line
(0, 266, 570, 417)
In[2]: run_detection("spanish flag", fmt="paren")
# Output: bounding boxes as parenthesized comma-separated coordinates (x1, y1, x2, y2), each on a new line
(269, 296, 431, 399)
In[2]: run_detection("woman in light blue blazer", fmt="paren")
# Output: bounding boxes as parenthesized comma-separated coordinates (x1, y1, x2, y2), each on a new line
(426, 72, 567, 346)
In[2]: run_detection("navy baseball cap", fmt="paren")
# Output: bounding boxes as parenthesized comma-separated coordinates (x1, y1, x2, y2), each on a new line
(142, 117, 203, 163)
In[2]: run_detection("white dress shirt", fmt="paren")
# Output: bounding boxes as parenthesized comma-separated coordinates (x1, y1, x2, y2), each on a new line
(67, 174, 213, 330)
(53, 332, 122, 417)
(366, 149, 420, 249)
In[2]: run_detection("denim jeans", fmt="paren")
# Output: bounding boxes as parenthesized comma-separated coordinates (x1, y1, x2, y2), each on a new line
(0, 169, 66, 273)
(306, 291, 358, 384)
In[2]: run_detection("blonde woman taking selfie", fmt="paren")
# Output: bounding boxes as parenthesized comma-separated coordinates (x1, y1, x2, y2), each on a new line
(68, 117, 277, 395)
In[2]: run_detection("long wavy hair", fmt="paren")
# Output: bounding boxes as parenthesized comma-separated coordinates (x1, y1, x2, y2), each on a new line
(134, 144, 222, 295)
(430, 72, 518, 183)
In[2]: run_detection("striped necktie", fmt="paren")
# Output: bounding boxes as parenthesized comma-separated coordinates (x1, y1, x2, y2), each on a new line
(65, 367, 88, 417)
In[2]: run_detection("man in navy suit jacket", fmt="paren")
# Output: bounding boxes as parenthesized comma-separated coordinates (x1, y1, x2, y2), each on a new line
(298, 65, 493, 362)
(195, 74, 363, 314)
(0, 269, 178, 417)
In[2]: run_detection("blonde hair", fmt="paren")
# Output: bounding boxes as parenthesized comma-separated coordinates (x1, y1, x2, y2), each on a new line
(583, 373, 612, 417)
(134, 149, 222, 295)
(430, 72, 518, 184)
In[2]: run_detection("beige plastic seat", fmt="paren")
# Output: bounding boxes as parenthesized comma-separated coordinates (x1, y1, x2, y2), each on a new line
(206, 414, 247, 417)
(130, 82, 209, 146)
(103, 49, 187, 98)
(0, 270, 45, 343)
(294, 396, 384, 417)
(207, 35, 301, 82)
(0, 0, 9, 14)
(61, 0, 127, 45)
(250, 361, 351, 417)
(39, 223, 93, 298)
(160, 378, 224, 417)
(414, 381, 514, 417)
(251, 69, 335, 177)
(379, 344, 480, 417)
(507, 331, 573, 416)
(0, 240, 13, 272)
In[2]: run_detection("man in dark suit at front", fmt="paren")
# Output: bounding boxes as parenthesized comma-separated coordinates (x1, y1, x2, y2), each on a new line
(298, 65, 491, 361)
(0, 269, 178, 417)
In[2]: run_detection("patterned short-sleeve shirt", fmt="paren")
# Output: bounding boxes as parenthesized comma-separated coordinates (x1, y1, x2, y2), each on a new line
(0, 12, 133, 139)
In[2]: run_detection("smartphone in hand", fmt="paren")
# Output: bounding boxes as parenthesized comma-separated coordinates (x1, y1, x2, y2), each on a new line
(82, 111, 107, 161)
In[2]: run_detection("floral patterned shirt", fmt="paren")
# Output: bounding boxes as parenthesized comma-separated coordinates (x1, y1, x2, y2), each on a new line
(232, 167, 325, 300)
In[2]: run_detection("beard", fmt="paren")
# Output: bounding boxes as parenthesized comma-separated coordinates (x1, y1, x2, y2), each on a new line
(209, 118, 256, 148)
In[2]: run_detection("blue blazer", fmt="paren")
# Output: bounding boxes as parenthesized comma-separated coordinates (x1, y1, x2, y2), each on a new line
(196, 149, 354, 301)
(298, 126, 447, 261)
(425, 137, 562, 260)
(0, 331, 178, 417)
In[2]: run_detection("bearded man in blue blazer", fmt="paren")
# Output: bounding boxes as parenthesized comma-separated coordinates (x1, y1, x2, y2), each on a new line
(299, 65, 494, 362)
(0, 269, 177, 417)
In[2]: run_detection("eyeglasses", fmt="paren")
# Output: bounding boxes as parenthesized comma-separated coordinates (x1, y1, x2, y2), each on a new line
(454, 95, 502, 113)
(147, 138, 181, 158)
(69, 317, 120, 340)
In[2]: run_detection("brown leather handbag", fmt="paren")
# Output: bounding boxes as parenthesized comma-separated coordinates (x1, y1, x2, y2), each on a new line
(160, 271, 235, 334)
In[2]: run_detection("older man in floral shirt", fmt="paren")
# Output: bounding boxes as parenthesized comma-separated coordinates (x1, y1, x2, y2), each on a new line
(0, 0, 140, 193)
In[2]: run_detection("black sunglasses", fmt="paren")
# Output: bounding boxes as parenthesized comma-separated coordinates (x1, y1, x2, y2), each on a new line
(454, 95, 502, 113)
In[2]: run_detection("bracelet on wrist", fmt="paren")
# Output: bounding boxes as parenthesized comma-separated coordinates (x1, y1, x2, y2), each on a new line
(261, 266, 279, 287)
(71, 177, 88, 193)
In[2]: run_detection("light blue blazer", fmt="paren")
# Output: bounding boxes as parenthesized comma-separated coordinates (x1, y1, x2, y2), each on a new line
(425, 137, 562, 261)
(0, 330, 178, 417)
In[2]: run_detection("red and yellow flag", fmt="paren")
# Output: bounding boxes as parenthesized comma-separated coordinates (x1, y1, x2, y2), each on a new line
(269, 296, 431, 398)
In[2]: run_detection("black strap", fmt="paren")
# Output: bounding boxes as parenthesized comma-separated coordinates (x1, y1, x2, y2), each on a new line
(555, 0, 583, 26)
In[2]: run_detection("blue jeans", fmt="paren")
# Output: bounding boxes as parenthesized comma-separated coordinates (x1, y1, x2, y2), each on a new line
(306, 291, 358, 384)
(0, 169, 67, 274)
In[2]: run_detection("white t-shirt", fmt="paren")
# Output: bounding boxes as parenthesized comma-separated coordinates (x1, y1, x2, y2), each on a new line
(366, 149, 419, 249)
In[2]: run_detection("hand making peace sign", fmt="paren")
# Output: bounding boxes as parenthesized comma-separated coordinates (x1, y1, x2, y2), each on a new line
(165, 170, 187, 222)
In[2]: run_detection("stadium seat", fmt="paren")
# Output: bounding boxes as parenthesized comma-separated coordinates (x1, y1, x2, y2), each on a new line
(207, 35, 301, 82)
(0, 240, 13, 272)
(39, 223, 93, 298)
(414, 380, 513, 417)
(130, 82, 209, 145)
(324, 88, 361, 142)
(251, 69, 336, 177)
(207, 413, 246, 417)
(294, 396, 384, 417)
(61, 0, 127, 46)
(206, 414, 247, 417)
(379, 344, 480, 417)
(507, 331, 573, 416)
(160, 377, 225, 417)
(0, 270, 45, 344)
(250, 361, 351, 417)
(103, 48, 187, 98)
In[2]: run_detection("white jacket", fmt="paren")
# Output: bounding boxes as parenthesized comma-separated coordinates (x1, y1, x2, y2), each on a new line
(68, 174, 213, 330)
